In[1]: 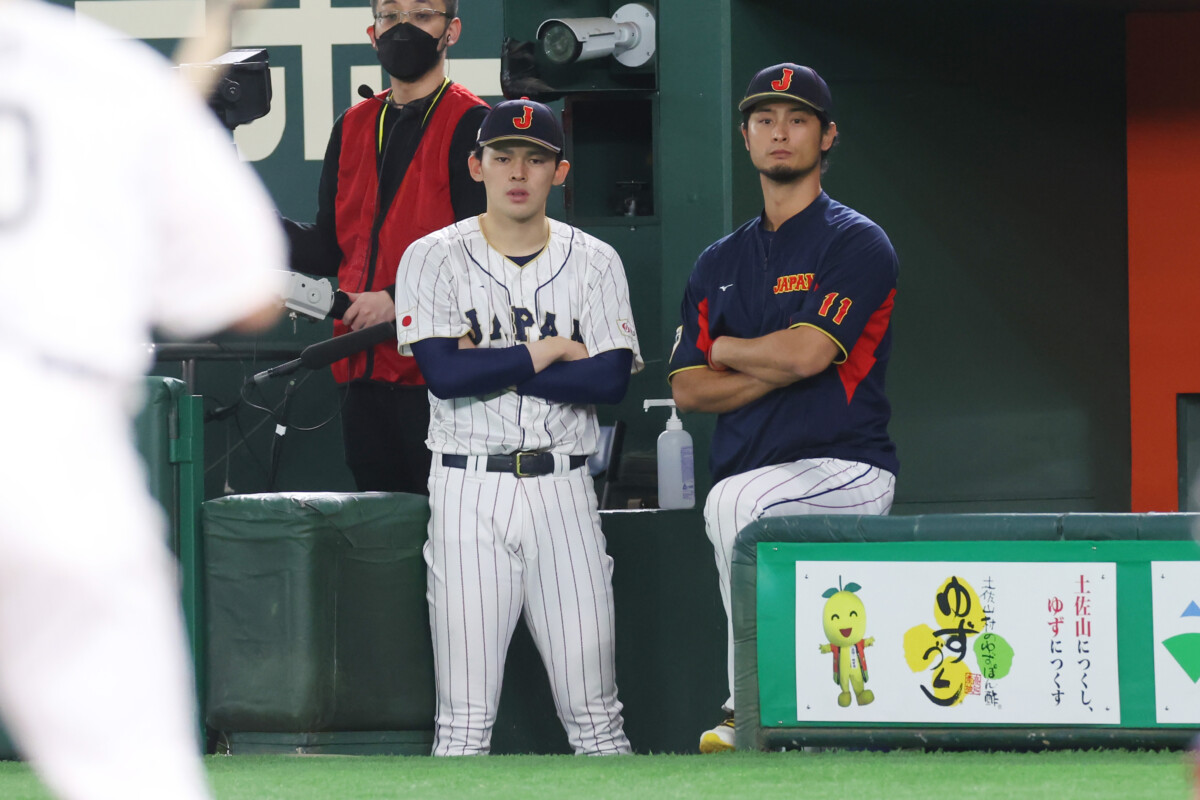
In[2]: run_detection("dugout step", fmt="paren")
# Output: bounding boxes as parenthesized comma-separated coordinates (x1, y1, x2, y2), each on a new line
(220, 731, 433, 756)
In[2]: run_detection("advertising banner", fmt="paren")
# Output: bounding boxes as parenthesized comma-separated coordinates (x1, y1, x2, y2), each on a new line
(1151, 561, 1200, 724)
(790, 561, 1119, 725)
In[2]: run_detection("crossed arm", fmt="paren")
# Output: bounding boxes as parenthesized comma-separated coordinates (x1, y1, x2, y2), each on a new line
(670, 325, 839, 414)
(411, 335, 633, 405)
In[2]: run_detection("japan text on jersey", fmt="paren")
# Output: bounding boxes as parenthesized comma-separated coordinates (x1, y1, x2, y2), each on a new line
(395, 216, 644, 457)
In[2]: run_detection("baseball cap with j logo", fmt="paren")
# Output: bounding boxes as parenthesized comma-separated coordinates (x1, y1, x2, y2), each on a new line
(476, 98, 564, 153)
(738, 62, 833, 122)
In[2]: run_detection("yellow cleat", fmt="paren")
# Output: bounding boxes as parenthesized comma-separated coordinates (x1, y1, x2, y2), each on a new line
(699, 714, 735, 753)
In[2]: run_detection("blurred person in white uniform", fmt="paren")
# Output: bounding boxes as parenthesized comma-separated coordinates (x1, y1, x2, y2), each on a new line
(0, 1, 285, 797)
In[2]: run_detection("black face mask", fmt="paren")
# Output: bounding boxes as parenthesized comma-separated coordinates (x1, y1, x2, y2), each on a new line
(375, 22, 444, 82)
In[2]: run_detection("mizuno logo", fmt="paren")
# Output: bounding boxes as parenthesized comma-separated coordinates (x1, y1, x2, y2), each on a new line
(719, 284, 734, 292)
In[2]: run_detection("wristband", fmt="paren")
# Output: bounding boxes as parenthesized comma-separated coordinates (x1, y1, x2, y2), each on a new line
(707, 336, 729, 372)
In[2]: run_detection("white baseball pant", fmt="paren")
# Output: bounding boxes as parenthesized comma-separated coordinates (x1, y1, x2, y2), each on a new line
(425, 456, 631, 756)
(0, 361, 210, 800)
(705, 457, 896, 710)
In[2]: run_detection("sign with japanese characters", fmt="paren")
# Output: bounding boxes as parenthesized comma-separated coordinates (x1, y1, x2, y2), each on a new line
(68, 0, 503, 161)
(1152, 561, 1200, 724)
(792, 561, 1119, 724)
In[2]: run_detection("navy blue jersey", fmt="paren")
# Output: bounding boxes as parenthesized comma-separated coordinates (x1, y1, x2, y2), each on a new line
(669, 192, 898, 483)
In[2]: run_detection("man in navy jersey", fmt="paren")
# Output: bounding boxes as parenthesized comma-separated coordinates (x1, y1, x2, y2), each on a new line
(668, 63, 899, 753)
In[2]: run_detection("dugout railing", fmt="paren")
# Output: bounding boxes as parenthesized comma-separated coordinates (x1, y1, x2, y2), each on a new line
(731, 513, 1200, 751)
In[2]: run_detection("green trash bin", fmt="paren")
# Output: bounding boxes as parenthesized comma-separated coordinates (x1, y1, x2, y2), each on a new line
(203, 492, 434, 753)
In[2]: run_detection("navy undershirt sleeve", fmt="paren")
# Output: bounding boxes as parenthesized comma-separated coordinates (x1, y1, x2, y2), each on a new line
(516, 349, 633, 405)
(409, 337, 536, 400)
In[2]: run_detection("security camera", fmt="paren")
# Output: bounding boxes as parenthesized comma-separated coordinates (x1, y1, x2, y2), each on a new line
(536, 3, 656, 68)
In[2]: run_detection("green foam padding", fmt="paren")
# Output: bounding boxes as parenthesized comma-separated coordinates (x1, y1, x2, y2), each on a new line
(1060, 513, 1196, 541)
(203, 492, 434, 733)
(733, 514, 1066, 565)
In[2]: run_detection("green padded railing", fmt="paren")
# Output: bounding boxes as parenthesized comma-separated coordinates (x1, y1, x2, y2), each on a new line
(731, 513, 1200, 751)
(202, 492, 434, 753)
(135, 377, 207, 720)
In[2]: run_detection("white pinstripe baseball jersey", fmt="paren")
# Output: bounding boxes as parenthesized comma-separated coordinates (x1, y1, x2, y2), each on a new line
(395, 215, 644, 456)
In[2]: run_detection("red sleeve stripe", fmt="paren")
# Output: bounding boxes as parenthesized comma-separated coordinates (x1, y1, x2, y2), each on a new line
(837, 289, 895, 404)
(695, 297, 714, 356)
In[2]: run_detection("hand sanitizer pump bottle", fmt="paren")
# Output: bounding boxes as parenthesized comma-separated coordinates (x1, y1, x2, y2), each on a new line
(643, 399, 695, 510)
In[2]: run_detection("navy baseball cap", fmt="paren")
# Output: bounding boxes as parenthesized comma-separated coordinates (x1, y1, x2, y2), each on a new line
(738, 63, 833, 121)
(476, 98, 563, 154)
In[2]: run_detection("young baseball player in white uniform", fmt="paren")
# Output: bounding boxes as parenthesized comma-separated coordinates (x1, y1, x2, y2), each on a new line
(0, 1, 284, 797)
(394, 98, 642, 756)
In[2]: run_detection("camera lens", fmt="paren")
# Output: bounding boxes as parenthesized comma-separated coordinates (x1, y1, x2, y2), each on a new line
(540, 22, 581, 65)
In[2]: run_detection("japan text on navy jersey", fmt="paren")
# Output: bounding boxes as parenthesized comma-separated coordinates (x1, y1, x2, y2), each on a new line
(669, 192, 899, 483)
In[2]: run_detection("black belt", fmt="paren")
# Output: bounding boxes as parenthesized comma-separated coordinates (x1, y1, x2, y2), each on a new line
(441, 452, 588, 478)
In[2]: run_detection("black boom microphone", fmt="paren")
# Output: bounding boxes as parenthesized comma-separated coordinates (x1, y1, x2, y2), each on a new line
(252, 321, 398, 384)
(300, 320, 397, 369)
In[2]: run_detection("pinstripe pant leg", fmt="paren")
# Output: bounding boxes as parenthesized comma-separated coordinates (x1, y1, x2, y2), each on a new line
(521, 470, 631, 755)
(704, 459, 896, 710)
(427, 464, 525, 756)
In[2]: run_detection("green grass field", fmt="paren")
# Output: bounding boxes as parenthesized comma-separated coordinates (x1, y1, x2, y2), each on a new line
(0, 750, 1193, 800)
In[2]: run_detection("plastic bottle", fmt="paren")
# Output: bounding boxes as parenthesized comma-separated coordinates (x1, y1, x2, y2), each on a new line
(644, 399, 695, 509)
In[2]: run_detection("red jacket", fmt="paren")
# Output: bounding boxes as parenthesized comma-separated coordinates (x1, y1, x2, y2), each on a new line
(331, 81, 485, 384)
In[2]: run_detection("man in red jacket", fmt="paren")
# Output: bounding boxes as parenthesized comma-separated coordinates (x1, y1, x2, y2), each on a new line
(284, 0, 487, 494)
